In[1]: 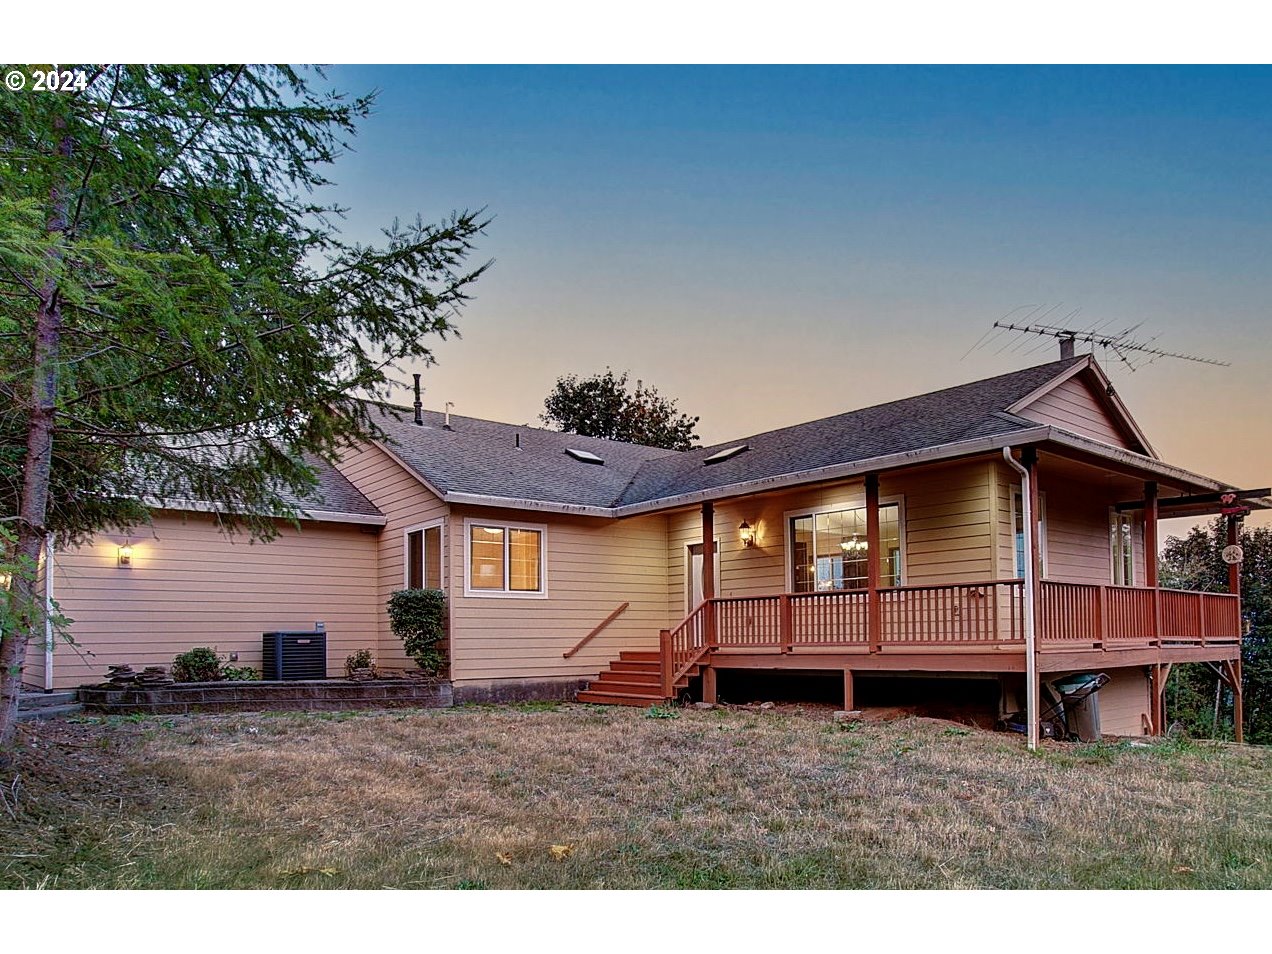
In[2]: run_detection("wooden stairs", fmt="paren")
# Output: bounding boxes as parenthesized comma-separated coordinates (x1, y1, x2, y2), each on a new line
(576, 651, 704, 707)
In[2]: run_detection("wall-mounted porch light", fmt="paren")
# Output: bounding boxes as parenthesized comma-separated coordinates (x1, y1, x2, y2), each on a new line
(0, 571, 11, 589)
(117, 542, 133, 568)
(739, 521, 756, 548)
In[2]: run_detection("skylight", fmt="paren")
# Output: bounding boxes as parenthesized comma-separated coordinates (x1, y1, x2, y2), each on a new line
(565, 448, 605, 465)
(704, 444, 750, 465)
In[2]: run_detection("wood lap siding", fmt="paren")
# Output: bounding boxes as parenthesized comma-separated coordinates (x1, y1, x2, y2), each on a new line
(447, 506, 671, 684)
(51, 513, 379, 689)
(1017, 376, 1136, 450)
(334, 441, 448, 670)
(666, 459, 998, 616)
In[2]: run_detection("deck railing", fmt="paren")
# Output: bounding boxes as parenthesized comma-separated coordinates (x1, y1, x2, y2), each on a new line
(692, 580, 1239, 654)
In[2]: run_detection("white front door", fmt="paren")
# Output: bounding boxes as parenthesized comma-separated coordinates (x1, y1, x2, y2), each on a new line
(685, 542, 721, 614)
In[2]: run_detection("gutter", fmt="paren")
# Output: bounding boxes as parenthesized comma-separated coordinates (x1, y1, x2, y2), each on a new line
(1002, 448, 1039, 752)
(144, 497, 387, 527)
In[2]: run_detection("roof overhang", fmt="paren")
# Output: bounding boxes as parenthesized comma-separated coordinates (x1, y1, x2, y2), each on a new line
(148, 497, 387, 527)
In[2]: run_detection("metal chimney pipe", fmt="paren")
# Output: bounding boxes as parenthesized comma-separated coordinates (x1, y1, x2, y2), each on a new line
(412, 373, 423, 425)
(443, 402, 454, 430)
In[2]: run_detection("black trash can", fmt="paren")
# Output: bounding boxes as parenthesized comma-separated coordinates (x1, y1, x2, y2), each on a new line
(1052, 672, 1110, 742)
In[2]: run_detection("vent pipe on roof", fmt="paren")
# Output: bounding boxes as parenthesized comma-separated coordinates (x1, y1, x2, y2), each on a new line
(444, 402, 454, 431)
(412, 374, 423, 426)
(515, 432, 521, 450)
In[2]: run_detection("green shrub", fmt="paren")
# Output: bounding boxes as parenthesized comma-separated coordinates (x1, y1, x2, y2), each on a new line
(171, 647, 223, 682)
(222, 665, 259, 681)
(388, 588, 447, 675)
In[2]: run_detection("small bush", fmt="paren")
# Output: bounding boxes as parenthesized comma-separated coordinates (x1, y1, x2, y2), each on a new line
(345, 648, 377, 678)
(171, 647, 223, 683)
(222, 665, 259, 681)
(388, 589, 447, 675)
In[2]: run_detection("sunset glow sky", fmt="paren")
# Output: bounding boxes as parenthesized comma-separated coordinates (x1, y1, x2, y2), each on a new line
(325, 66, 1272, 528)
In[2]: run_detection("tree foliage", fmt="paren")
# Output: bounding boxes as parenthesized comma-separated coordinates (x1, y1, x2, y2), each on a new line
(0, 65, 487, 742)
(1161, 518, 1272, 744)
(540, 368, 700, 450)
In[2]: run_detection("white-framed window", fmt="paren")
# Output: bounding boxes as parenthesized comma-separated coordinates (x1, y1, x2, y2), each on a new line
(463, 518, 547, 598)
(404, 520, 444, 590)
(784, 498, 905, 593)
(1011, 490, 1048, 578)
(1110, 510, 1135, 586)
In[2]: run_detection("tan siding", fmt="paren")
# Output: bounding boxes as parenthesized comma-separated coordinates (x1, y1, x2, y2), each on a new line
(447, 506, 671, 684)
(1017, 377, 1134, 449)
(335, 441, 448, 670)
(665, 460, 997, 617)
(50, 513, 379, 689)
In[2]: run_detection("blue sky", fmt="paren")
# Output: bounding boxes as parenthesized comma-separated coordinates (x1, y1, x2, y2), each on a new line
(322, 66, 1272, 522)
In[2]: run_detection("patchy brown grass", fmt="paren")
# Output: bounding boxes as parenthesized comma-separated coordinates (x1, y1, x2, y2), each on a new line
(2, 704, 1269, 889)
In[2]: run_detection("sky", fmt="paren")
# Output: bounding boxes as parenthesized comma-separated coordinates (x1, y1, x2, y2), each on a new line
(321, 65, 1272, 529)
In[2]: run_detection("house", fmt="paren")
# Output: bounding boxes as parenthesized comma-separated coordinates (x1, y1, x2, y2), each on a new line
(28, 353, 1265, 738)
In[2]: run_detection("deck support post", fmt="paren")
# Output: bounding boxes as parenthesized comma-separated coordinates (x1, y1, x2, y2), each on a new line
(1233, 657, 1244, 744)
(702, 664, 717, 704)
(843, 669, 854, 711)
(866, 474, 882, 654)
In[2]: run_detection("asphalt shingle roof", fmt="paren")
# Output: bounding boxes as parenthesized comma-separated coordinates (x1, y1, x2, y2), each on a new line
(369, 358, 1088, 511)
(287, 456, 383, 518)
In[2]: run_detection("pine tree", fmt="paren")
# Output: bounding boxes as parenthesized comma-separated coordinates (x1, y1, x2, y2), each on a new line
(0, 66, 488, 743)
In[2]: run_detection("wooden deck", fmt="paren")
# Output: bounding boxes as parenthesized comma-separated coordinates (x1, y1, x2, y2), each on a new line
(658, 580, 1242, 693)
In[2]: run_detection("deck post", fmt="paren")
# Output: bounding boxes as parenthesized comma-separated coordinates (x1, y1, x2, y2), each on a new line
(1226, 516, 1241, 596)
(659, 628, 673, 700)
(1233, 657, 1244, 744)
(702, 501, 716, 650)
(702, 664, 718, 704)
(1145, 482, 1161, 646)
(866, 473, 882, 654)
(843, 669, 854, 711)
(779, 593, 793, 653)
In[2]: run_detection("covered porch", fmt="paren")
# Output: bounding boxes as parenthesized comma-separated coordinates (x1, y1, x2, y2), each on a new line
(654, 443, 1262, 740)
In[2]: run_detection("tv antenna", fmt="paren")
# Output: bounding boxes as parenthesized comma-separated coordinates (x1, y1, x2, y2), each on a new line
(967, 306, 1230, 371)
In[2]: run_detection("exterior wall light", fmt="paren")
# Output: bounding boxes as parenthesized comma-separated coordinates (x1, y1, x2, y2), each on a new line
(117, 542, 133, 568)
(739, 521, 756, 548)
(0, 571, 11, 589)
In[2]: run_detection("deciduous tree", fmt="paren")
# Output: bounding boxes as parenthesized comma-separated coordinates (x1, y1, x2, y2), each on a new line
(540, 368, 699, 450)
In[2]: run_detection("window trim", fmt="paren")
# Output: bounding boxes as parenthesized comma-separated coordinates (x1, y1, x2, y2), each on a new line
(1109, 508, 1136, 586)
(1010, 490, 1048, 579)
(462, 517, 549, 599)
(782, 495, 906, 593)
(403, 519, 446, 591)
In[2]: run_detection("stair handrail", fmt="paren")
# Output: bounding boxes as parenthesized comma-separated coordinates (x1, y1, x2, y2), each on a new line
(562, 601, 631, 658)
(661, 601, 712, 698)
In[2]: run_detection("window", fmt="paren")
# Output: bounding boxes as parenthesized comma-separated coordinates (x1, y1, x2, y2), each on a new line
(405, 522, 443, 590)
(465, 519, 546, 596)
(788, 503, 902, 592)
(1110, 511, 1135, 585)
(1012, 491, 1047, 578)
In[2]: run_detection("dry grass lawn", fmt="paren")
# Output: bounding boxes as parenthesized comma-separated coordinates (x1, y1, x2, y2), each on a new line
(2, 703, 1269, 889)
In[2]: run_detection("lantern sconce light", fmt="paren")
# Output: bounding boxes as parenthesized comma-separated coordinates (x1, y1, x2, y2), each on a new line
(117, 542, 133, 568)
(739, 521, 756, 549)
(0, 570, 11, 590)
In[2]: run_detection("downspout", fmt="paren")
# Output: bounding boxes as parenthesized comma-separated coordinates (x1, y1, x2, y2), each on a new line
(44, 533, 54, 692)
(1002, 448, 1039, 751)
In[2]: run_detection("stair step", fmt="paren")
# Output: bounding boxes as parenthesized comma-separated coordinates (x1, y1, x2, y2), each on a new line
(18, 691, 78, 709)
(597, 669, 662, 686)
(610, 660, 660, 674)
(618, 651, 661, 663)
(577, 690, 665, 707)
(16, 704, 85, 722)
(589, 678, 663, 695)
